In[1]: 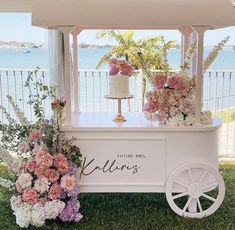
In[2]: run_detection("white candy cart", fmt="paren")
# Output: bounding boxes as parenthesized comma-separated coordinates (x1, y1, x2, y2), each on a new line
(63, 113, 225, 218)
(31, 0, 235, 218)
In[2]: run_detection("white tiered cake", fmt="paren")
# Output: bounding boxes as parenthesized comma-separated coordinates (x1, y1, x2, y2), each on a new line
(108, 75, 130, 98)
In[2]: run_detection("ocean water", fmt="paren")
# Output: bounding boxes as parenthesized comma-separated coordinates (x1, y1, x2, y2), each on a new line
(0, 47, 234, 70)
(0, 47, 235, 116)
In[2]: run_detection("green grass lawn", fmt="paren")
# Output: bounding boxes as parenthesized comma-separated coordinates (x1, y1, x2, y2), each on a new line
(0, 161, 235, 230)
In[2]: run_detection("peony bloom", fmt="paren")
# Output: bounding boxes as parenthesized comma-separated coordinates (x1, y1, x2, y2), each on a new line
(152, 73, 166, 89)
(54, 153, 69, 173)
(60, 174, 77, 192)
(144, 101, 159, 113)
(167, 73, 185, 90)
(16, 173, 33, 190)
(22, 189, 39, 205)
(48, 183, 61, 200)
(39, 153, 53, 168)
(35, 149, 48, 164)
(34, 165, 47, 178)
(26, 160, 37, 173)
(109, 66, 119, 75)
(29, 129, 41, 143)
(120, 63, 133, 76)
(34, 177, 50, 194)
(179, 98, 194, 114)
(44, 168, 60, 183)
(155, 112, 169, 125)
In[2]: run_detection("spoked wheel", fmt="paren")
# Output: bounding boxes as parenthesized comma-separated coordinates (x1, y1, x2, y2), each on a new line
(166, 162, 225, 218)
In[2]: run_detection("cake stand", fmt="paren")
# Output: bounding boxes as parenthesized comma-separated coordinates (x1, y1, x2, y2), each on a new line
(104, 95, 134, 122)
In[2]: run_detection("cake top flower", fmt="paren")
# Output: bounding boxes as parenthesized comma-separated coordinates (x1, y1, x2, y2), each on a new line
(109, 57, 134, 76)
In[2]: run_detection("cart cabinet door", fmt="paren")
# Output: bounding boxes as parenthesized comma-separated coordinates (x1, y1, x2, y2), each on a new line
(75, 135, 166, 193)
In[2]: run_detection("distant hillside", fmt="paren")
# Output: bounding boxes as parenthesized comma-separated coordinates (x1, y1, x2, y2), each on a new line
(0, 40, 43, 49)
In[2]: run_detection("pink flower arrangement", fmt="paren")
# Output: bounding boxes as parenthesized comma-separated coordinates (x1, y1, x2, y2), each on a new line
(11, 130, 82, 227)
(109, 57, 134, 76)
(145, 72, 196, 126)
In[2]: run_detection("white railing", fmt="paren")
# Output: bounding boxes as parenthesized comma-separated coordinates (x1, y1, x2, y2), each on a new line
(0, 68, 235, 157)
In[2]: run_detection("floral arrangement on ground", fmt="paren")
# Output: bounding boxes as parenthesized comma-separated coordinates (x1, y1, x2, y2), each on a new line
(142, 36, 229, 126)
(0, 70, 82, 228)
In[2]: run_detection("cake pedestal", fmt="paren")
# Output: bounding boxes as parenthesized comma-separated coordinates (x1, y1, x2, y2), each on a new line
(104, 95, 134, 122)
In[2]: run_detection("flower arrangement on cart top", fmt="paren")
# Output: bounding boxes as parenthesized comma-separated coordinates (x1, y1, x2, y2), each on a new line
(0, 72, 83, 228)
(143, 36, 229, 126)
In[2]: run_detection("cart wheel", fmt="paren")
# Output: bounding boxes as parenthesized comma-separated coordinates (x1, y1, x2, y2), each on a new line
(166, 162, 225, 218)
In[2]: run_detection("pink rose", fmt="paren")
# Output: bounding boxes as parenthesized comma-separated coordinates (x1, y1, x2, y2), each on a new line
(54, 153, 69, 173)
(167, 73, 185, 90)
(34, 165, 47, 178)
(60, 174, 77, 192)
(35, 150, 47, 164)
(40, 153, 53, 168)
(120, 63, 133, 76)
(22, 189, 39, 205)
(29, 129, 41, 143)
(152, 73, 166, 89)
(26, 160, 37, 172)
(44, 169, 60, 183)
(109, 66, 119, 76)
(48, 183, 61, 200)
(144, 101, 159, 113)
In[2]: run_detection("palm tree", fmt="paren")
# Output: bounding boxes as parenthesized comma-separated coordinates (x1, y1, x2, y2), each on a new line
(96, 30, 175, 108)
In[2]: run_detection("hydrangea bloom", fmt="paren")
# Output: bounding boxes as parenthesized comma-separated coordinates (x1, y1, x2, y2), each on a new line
(14, 203, 32, 228)
(31, 203, 46, 227)
(16, 173, 33, 190)
(34, 177, 50, 194)
(59, 198, 81, 222)
(44, 200, 65, 219)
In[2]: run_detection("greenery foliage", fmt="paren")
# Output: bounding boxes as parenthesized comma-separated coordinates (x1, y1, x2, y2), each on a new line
(96, 30, 175, 99)
(0, 69, 82, 167)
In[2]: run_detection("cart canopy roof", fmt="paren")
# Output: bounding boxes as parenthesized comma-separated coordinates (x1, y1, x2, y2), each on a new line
(31, 0, 235, 29)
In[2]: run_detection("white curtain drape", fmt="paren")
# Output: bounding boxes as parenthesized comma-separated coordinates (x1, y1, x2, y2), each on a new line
(48, 29, 75, 111)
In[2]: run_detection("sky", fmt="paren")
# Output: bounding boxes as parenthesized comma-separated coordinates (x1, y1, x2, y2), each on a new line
(0, 13, 235, 46)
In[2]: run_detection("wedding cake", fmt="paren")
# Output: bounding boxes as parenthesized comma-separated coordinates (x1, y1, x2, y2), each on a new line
(109, 75, 130, 98)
